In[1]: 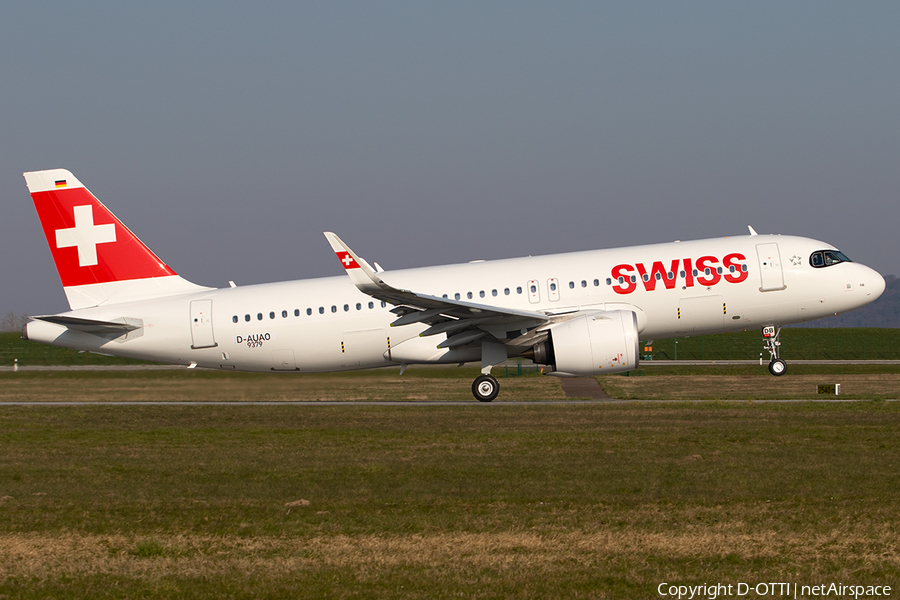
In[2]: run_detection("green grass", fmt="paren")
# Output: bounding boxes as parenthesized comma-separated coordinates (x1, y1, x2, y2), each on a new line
(1, 390, 900, 598)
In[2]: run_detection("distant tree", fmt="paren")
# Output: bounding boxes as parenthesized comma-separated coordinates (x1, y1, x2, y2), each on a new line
(0, 311, 28, 332)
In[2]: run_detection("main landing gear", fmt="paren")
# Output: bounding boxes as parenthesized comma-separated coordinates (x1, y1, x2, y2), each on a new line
(472, 374, 500, 402)
(471, 340, 506, 402)
(762, 325, 787, 376)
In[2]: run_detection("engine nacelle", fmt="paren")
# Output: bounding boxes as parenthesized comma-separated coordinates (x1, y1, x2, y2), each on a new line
(531, 310, 639, 376)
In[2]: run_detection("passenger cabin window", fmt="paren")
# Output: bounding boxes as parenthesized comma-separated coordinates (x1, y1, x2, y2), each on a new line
(810, 250, 851, 268)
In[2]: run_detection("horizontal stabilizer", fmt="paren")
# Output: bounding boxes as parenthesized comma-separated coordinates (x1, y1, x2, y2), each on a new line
(32, 315, 142, 336)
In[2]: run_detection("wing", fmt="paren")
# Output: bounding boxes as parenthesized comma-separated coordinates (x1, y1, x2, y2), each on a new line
(323, 232, 551, 352)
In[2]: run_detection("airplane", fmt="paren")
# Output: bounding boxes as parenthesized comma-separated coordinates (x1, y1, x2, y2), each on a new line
(21, 168, 886, 401)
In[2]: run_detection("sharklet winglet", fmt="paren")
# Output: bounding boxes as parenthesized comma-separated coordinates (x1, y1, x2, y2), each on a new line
(323, 232, 389, 295)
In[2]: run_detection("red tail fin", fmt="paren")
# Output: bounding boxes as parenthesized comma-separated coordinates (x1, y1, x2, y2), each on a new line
(25, 169, 207, 309)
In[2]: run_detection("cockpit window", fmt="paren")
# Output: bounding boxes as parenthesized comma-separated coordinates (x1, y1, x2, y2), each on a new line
(810, 250, 851, 268)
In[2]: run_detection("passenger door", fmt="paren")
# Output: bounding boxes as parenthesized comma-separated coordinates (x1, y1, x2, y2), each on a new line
(756, 243, 786, 292)
(190, 299, 217, 349)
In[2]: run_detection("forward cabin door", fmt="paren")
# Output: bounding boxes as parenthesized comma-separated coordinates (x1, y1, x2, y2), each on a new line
(190, 299, 217, 349)
(756, 243, 786, 292)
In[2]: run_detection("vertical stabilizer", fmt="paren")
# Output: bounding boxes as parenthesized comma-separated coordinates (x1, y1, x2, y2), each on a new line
(25, 169, 210, 310)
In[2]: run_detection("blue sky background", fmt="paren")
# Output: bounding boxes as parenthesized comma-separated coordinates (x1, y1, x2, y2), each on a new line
(2, 1, 898, 315)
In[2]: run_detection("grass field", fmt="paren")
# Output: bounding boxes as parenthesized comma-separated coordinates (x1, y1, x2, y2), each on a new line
(1, 367, 899, 599)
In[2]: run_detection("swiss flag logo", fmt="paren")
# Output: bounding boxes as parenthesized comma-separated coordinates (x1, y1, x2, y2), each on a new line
(31, 186, 175, 287)
(337, 251, 360, 270)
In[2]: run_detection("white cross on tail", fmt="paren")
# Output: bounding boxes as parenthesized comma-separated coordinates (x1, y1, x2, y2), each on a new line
(55, 205, 117, 267)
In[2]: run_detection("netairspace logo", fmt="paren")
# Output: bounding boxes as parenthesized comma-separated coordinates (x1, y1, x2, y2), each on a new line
(657, 582, 892, 599)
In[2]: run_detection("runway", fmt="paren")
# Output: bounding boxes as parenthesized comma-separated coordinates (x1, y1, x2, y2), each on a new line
(3, 359, 899, 373)
(3, 398, 894, 406)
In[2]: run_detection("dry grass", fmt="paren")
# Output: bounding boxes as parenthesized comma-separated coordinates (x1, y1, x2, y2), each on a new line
(0, 370, 565, 403)
(3, 526, 897, 581)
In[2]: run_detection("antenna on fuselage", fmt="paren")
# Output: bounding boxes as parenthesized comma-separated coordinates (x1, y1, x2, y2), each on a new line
(748, 226, 759, 236)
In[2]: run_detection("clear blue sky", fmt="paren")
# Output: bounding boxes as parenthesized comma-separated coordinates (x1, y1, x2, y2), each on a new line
(2, 1, 898, 316)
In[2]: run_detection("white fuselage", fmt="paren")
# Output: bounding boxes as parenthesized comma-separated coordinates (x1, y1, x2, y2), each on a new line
(25, 233, 885, 373)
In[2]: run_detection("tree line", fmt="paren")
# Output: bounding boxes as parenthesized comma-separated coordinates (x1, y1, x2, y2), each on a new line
(0, 312, 28, 333)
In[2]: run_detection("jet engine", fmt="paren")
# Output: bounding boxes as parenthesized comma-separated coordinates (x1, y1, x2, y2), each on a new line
(529, 310, 639, 376)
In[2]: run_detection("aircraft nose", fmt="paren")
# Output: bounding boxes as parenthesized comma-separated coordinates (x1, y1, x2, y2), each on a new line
(868, 269, 886, 301)
(856, 263, 886, 302)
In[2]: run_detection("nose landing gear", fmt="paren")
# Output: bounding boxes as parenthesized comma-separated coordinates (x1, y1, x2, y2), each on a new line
(762, 325, 786, 376)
